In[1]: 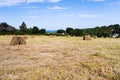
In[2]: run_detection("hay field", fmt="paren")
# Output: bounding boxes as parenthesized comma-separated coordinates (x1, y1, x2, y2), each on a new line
(0, 35, 120, 80)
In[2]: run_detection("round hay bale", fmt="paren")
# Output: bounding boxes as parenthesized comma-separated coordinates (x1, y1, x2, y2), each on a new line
(83, 35, 91, 40)
(10, 37, 26, 45)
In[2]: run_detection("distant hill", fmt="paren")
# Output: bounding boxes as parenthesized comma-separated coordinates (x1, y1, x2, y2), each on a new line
(0, 22, 15, 33)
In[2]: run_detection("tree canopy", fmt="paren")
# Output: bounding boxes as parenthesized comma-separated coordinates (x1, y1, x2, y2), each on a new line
(0, 22, 120, 38)
(19, 22, 28, 34)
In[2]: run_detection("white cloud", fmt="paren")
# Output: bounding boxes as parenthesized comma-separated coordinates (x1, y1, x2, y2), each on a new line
(26, 0, 61, 3)
(17, 6, 37, 8)
(0, 0, 61, 7)
(0, 0, 25, 6)
(26, 0, 44, 3)
(49, 6, 68, 10)
(48, 0, 61, 3)
(78, 14, 98, 18)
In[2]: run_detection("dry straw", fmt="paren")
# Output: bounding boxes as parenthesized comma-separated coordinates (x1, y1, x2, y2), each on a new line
(10, 36, 26, 45)
(83, 35, 91, 40)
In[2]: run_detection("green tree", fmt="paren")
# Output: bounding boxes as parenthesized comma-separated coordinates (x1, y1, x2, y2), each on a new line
(32, 26, 39, 34)
(57, 29, 65, 34)
(19, 22, 27, 34)
(40, 29, 46, 34)
(66, 27, 74, 35)
(72, 29, 82, 36)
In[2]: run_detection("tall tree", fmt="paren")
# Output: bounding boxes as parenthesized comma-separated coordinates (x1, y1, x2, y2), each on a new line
(19, 22, 27, 34)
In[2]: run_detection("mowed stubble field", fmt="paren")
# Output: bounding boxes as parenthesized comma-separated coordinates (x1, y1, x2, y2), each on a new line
(0, 35, 120, 80)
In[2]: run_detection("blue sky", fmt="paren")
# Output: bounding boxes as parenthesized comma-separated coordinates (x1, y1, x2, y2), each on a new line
(0, 0, 120, 30)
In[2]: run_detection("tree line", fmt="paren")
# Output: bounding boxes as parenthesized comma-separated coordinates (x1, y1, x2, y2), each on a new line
(57, 24, 120, 38)
(0, 22, 120, 38)
(0, 22, 46, 35)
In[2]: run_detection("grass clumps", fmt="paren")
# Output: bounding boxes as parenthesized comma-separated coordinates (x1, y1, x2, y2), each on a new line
(113, 73, 120, 80)
(93, 53, 100, 57)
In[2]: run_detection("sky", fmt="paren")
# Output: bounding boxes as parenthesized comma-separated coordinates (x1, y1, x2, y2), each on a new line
(0, 0, 120, 30)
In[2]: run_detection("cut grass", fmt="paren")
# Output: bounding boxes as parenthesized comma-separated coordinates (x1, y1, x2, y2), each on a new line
(0, 35, 120, 80)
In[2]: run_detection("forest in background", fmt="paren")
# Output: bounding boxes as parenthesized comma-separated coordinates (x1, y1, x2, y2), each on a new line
(0, 22, 120, 38)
